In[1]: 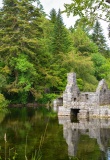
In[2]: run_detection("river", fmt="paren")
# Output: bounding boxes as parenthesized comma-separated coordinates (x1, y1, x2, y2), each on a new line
(0, 107, 110, 160)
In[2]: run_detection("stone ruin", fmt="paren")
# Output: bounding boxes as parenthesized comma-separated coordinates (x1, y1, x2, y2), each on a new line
(53, 73, 110, 118)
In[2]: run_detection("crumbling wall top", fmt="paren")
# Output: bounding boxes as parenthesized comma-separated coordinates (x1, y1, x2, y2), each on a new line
(96, 79, 108, 93)
(67, 73, 77, 85)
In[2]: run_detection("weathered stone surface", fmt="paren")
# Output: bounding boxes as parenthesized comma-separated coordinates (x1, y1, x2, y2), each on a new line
(78, 110, 89, 119)
(58, 106, 70, 116)
(53, 72, 110, 118)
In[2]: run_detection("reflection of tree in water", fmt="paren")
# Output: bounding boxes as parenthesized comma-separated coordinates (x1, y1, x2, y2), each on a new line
(59, 117, 110, 160)
(0, 108, 69, 160)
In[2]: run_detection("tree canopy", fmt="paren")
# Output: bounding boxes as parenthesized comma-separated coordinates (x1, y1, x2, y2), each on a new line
(0, 0, 110, 106)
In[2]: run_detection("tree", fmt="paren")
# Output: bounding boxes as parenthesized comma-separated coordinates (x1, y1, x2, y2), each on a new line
(91, 20, 107, 54)
(51, 9, 72, 54)
(43, 9, 73, 95)
(0, 2, 73, 104)
(61, 51, 98, 91)
(72, 27, 99, 56)
(91, 53, 110, 80)
(0, 0, 48, 103)
(63, 0, 110, 36)
(49, 8, 57, 24)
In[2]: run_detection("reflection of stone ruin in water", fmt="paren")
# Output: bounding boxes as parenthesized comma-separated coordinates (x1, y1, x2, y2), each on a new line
(59, 117, 110, 157)
(53, 73, 110, 118)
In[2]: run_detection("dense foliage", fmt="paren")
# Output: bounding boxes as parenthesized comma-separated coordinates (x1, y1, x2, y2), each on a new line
(0, 0, 110, 105)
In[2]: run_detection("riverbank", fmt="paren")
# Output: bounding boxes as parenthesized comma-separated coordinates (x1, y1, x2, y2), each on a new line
(8, 103, 46, 108)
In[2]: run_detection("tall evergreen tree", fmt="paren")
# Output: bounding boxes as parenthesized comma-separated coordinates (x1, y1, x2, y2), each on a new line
(49, 8, 57, 24)
(51, 9, 71, 54)
(91, 20, 107, 54)
(42, 9, 73, 95)
(0, 0, 49, 103)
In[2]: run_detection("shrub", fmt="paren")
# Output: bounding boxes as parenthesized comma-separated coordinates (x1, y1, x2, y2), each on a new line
(0, 93, 8, 111)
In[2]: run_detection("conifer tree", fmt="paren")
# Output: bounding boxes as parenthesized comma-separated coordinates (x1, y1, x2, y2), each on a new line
(0, 0, 47, 103)
(51, 9, 71, 54)
(49, 8, 57, 24)
(44, 9, 73, 95)
(91, 20, 107, 54)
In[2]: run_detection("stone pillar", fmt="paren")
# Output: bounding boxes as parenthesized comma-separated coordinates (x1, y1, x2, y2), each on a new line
(63, 73, 80, 108)
(67, 73, 77, 85)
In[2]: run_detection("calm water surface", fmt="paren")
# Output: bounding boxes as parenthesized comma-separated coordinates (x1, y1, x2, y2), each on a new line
(0, 108, 110, 160)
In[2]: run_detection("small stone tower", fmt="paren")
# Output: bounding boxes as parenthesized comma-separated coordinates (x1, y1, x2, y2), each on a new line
(63, 73, 80, 107)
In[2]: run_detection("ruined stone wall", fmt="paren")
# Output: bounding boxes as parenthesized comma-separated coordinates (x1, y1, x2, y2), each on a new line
(53, 72, 110, 117)
(99, 91, 110, 105)
(63, 73, 99, 109)
(63, 73, 110, 108)
(96, 79, 110, 105)
(89, 106, 110, 118)
(79, 92, 98, 104)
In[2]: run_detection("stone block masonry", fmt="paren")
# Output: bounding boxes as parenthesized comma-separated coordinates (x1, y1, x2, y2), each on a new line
(53, 73, 110, 118)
